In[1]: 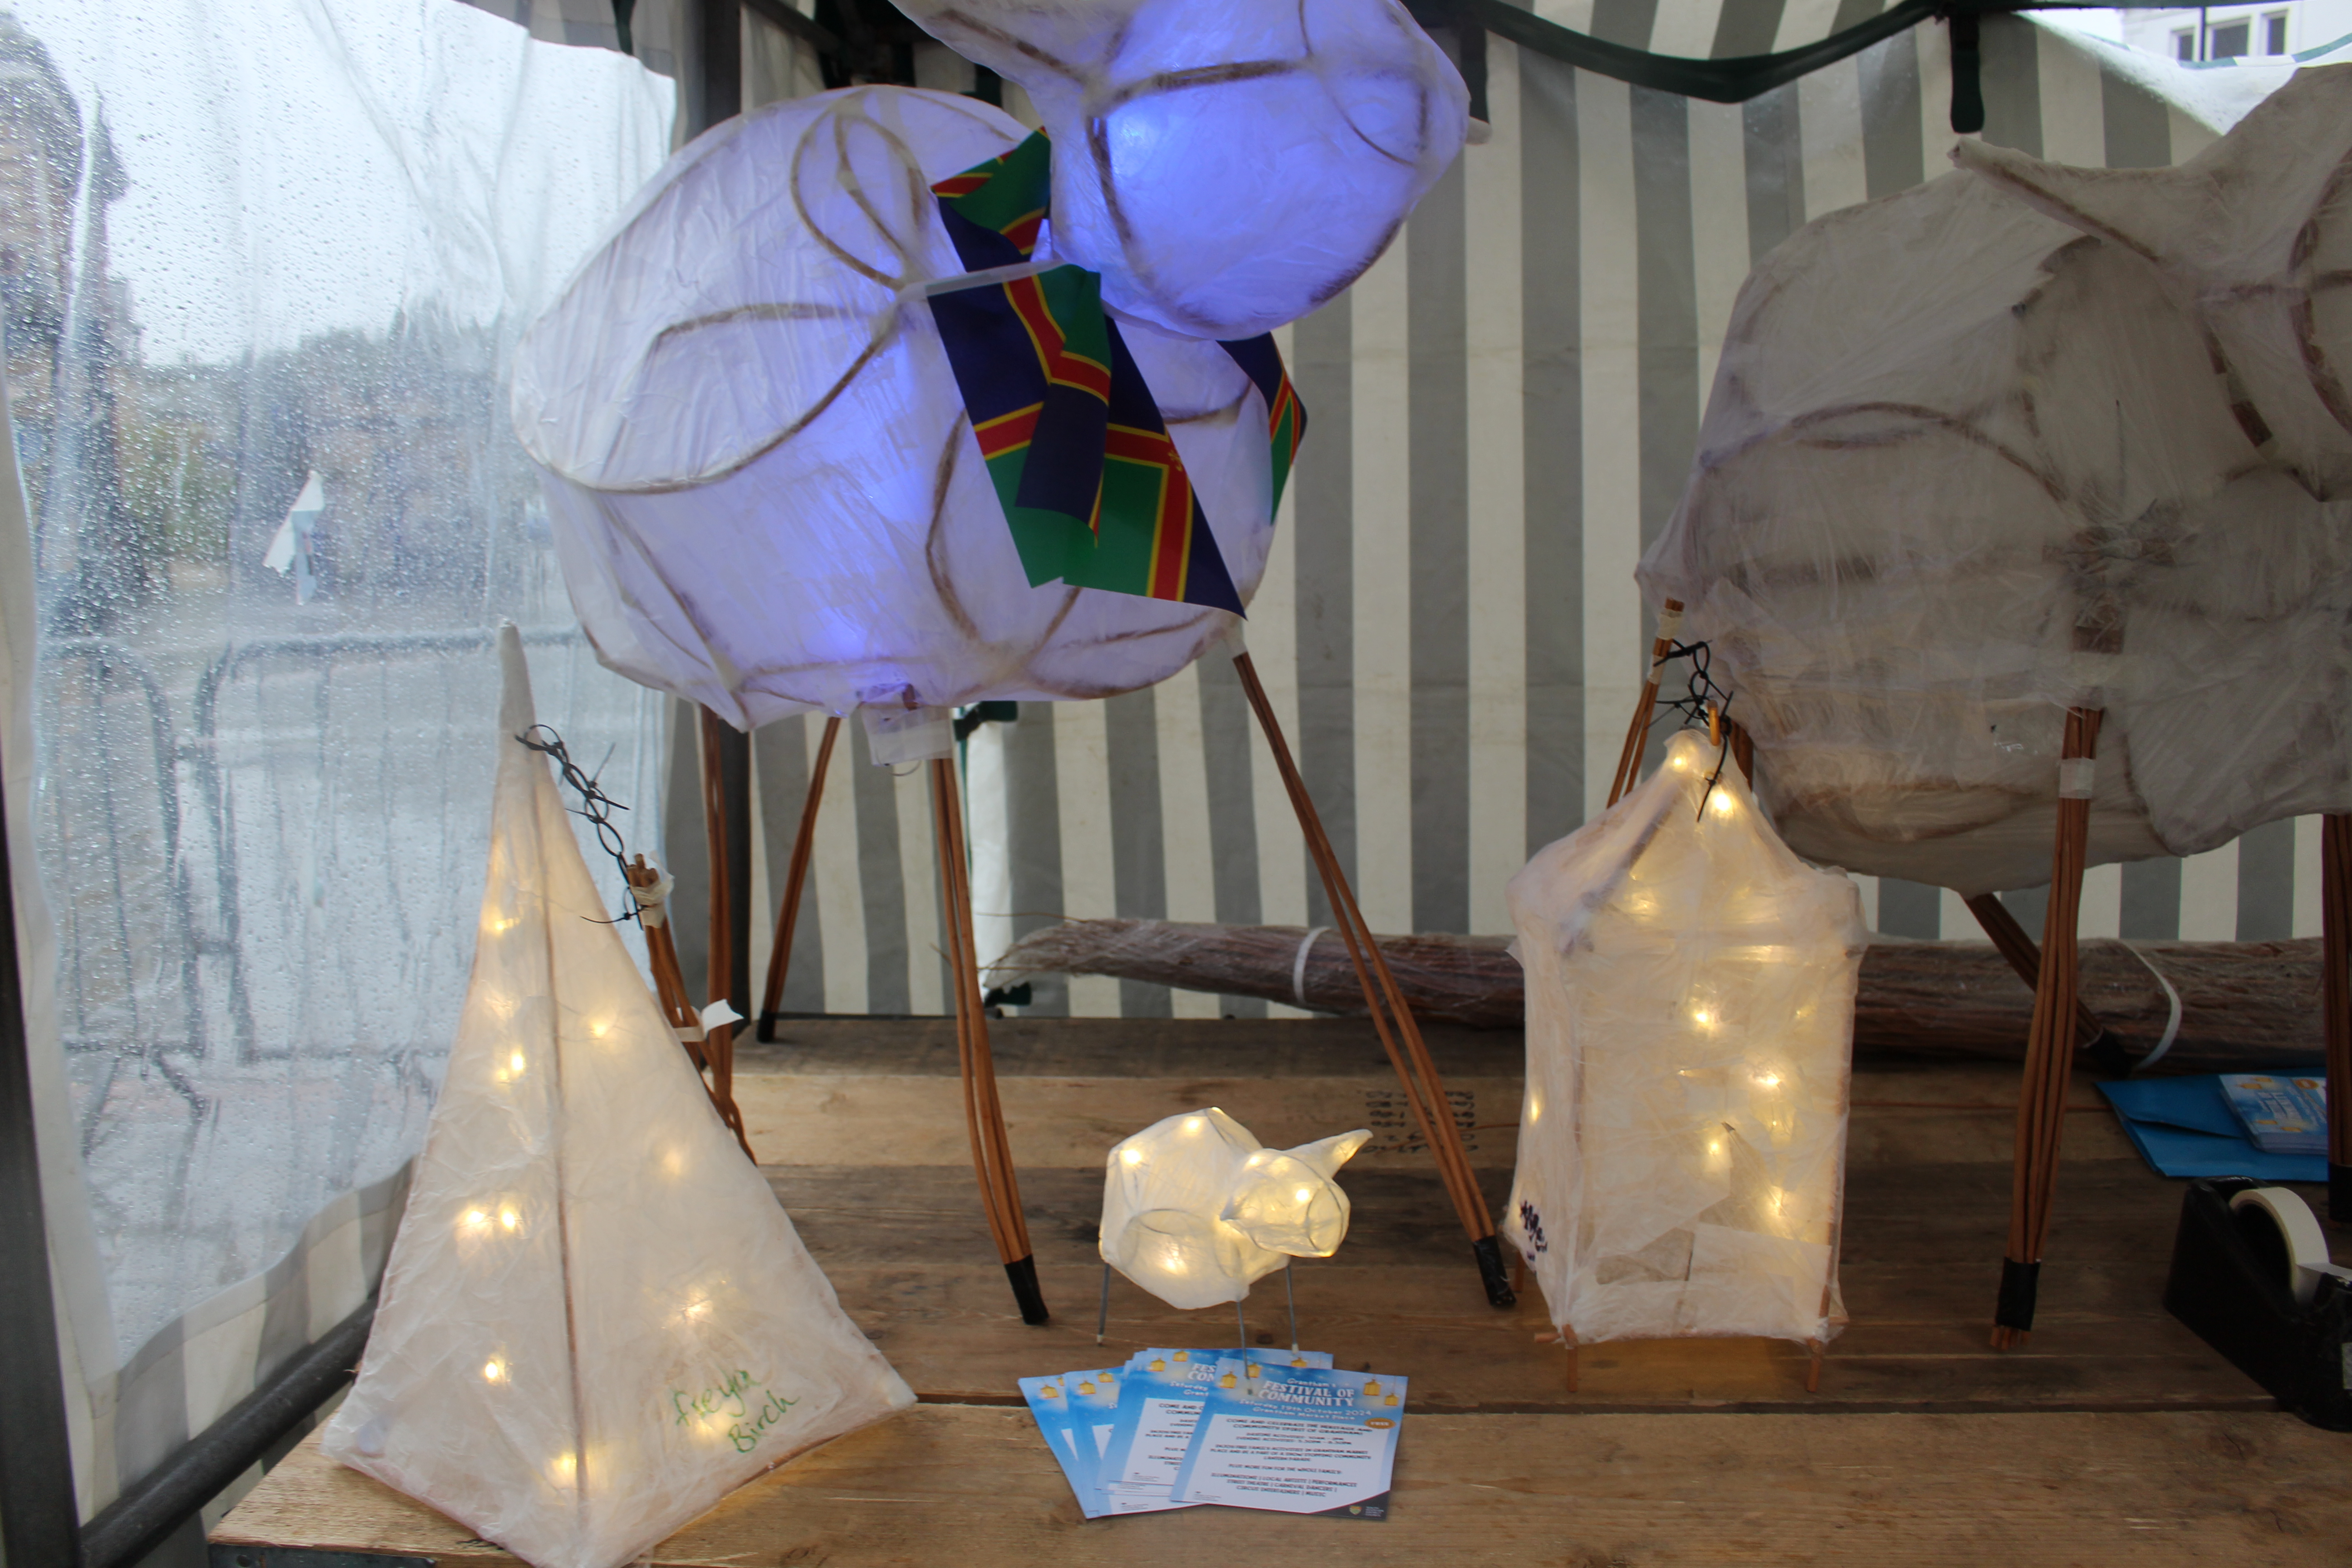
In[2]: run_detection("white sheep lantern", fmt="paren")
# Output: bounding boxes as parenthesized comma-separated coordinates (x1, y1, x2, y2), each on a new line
(1501, 730, 1867, 1390)
(1098, 1108, 1369, 1339)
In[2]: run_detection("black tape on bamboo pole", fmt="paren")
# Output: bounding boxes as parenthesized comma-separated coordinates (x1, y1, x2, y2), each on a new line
(1993, 706, 2101, 1347)
(1233, 652, 1514, 1307)
(931, 755, 1048, 1324)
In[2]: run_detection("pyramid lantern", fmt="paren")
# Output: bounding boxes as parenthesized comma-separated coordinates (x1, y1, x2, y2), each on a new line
(1501, 729, 1867, 1359)
(322, 627, 913, 1568)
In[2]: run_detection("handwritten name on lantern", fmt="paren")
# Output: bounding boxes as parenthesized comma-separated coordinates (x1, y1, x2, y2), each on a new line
(672, 1370, 799, 1455)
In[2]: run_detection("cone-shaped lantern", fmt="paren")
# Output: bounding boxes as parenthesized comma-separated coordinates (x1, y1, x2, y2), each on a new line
(322, 627, 913, 1568)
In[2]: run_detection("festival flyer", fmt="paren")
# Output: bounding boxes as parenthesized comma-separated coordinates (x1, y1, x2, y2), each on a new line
(1097, 1348, 1334, 1515)
(1011, 1372, 1101, 1504)
(1169, 1361, 1406, 1519)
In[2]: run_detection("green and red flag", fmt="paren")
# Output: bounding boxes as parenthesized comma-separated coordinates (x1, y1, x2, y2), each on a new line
(926, 132, 1305, 615)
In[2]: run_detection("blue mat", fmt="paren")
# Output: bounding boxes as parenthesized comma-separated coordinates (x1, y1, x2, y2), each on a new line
(2097, 1075, 2327, 1182)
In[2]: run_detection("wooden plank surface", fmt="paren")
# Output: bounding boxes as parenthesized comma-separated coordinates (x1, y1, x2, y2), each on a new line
(216, 1019, 2352, 1566)
(217, 1406, 2352, 1567)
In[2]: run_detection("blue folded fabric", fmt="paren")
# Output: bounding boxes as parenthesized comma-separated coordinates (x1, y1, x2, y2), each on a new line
(2098, 1075, 2328, 1182)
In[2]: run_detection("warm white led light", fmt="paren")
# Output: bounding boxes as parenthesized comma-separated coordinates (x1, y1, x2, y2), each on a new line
(482, 1358, 507, 1384)
(498, 1204, 522, 1234)
(1119, 1147, 1144, 1166)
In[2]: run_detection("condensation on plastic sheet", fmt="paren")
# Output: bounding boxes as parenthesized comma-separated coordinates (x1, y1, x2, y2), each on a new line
(324, 631, 912, 1568)
(1638, 64, 2352, 897)
(1502, 730, 1864, 1349)
(895, 0, 1468, 340)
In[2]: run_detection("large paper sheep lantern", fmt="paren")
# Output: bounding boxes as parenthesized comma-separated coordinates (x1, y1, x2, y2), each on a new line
(1101, 1107, 1370, 1311)
(511, 86, 1284, 727)
(323, 629, 913, 1568)
(1636, 65, 2352, 897)
(896, 0, 1470, 339)
(1502, 730, 1866, 1353)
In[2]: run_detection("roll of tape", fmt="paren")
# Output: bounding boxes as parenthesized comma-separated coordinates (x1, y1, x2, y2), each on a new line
(2229, 1186, 2346, 1306)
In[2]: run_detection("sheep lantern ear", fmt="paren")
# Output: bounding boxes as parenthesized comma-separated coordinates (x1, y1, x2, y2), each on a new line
(1218, 1130, 1370, 1259)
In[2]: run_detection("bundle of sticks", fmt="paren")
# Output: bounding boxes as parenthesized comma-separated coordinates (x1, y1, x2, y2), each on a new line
(989, 915, 2328, 1075)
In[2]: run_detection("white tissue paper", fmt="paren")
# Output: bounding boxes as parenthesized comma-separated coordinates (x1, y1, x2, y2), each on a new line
(896, 0, 1469, 340)
(322, 627, 913, 1568)
(1101, 1107, 1369, 1311)
(1637, 64, 2352, 896)
(511, 86, 1278, 729)
(1503, 730, 1865, 1349)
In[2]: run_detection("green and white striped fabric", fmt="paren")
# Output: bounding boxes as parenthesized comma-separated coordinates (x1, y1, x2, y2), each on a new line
(721, 8, 2350, 1021)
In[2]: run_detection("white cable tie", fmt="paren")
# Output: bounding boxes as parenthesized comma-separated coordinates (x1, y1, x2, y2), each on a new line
(699, 999, 744, 1032)
(2057, 757, 2096, 799)
(2117, 939, 2183, 1073)
(1650, 605, 1684, 671)
(632, 870, 676, 928)
(1291, 926, 1332, 1009)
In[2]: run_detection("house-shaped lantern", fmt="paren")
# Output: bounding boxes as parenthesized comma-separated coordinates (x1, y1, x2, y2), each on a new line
(1501, 729, 1866, 1352)
(322, 628, 913, 1568)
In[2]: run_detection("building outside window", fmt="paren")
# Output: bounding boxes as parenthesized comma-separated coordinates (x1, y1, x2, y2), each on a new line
(2122, 1, 2352, 61)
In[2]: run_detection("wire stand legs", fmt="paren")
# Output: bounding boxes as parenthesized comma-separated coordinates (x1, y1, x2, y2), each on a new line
(1992, 706, 2102, 1348)
(931, 754, 1049, 1324)
(1232, 652, 1513, 1307)
(757, 715, 840, 1043)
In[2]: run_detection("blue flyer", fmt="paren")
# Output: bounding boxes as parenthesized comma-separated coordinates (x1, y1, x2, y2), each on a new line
(1097, 1348, 1333, 1515)
(1169, 1359, 1406, 1518)
(1017, 1372, 1100, 1511)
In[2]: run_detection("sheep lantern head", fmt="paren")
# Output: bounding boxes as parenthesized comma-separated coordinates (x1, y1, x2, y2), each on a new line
(1100, 1107, 1370, 1311)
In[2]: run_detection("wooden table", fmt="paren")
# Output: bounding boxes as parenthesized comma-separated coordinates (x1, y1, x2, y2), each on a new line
(213, 1019, 2352, 1565)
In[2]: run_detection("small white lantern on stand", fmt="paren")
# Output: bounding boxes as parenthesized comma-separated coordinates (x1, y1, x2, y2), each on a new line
(1097, 1107, 1369, 1346)
(1502, 730, 1867, 1388)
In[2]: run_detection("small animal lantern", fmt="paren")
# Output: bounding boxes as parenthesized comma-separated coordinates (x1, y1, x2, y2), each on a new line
(1502, 729, 1866, 1351)
(1102, 1108, 1369, 1311)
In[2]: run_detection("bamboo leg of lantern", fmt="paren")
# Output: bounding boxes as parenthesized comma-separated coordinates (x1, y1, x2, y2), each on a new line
(1563, 1330, 1579, 1395)
(629, 855, 750, 1156)
(757, 715, 840, 1043)
(1962, 893, 2114, 1066)
(1285, 1261, 1298, 1352)
(2322, 814, 2352, 1222)
(1805, 1339, 1824, 1395)
(1606, 599, 1684, 809)
(1235, 1299, 1247, 1347)
(697, 710, 754, 1158)
(931, 762, 1014, 1267)
(931, 755, 1049, 1324)
(1231, 652, 1513, 1307)
(1097, 1264, 1112, 1346)
(1992, 706, 2102, 1350)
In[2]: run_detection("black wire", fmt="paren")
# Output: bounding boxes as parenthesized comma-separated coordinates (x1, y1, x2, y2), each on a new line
(1646, 638, 1738, 819)
(514, 725, 642, 926)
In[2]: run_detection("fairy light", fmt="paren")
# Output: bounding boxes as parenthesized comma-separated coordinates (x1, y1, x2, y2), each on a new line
(1120, 1147, 1144, 1166)
(460, 1207, 490, 1234)
(1182, 1117, 1205, 1134)
(1709, 791, 1738, 817)
(482, 1358, 507, 1384)
(508, 1049, 528, 1078)
(498, 1204, 522, 1234)
(1754, 1070, 1781, 1088)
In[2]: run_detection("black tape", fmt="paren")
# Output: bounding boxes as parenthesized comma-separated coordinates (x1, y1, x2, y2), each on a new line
(2331, 1163, 2352, 1226)
(2083, 1029, 2132, 1079)
(1473, 1235, 1517, 1309)
(755, 1011, 781, 1044)
(1995, 1257, 2040, 1331)
(1005, 1255, 1051, 1326)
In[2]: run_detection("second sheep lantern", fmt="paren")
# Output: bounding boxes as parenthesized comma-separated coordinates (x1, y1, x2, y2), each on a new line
(1502, 730, 1866, 1380)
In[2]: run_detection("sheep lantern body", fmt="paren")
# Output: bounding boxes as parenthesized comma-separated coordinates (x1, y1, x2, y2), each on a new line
(1101, 1107, 1370, 1311)
(1503, 730, 1867, 1349)
(511, 86, 1283, 729)
(1637, 65, 2352, 897)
